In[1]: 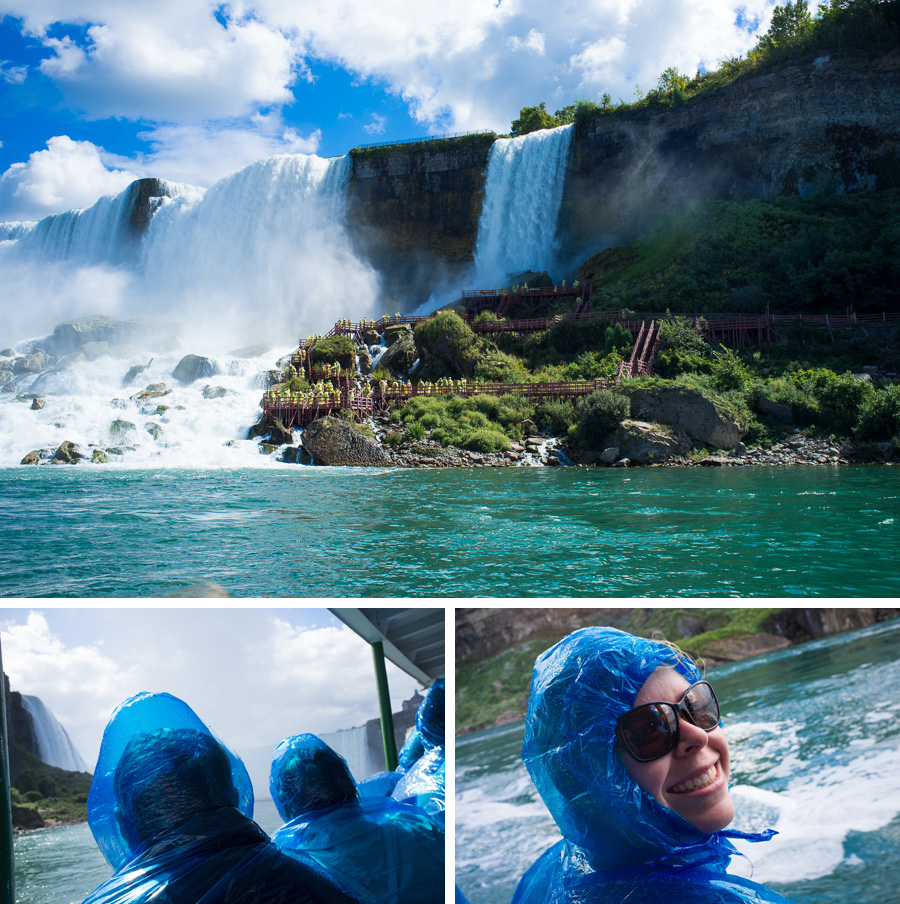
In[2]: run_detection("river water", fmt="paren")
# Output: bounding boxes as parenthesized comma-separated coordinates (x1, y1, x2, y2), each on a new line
(455, 619, 900, 904)
(12, 799, 283, 904)
(0, 464, 897, 597)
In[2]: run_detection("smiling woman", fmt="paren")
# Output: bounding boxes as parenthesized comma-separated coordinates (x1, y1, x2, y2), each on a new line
(513, 627, 793, 904)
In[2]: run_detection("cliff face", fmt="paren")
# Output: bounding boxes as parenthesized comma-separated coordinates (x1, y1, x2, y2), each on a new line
(559, 49, 900, 261)
(345, 140, 493, 304)
(345, 50, 900, 298)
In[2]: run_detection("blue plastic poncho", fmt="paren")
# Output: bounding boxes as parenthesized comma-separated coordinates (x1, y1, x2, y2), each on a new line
(358, 770, 402, 798)
(82, 693, 358, 904)
(397, 728, 425, 774)
(391, 745, 445, 825)
(415, 678, 445, 751)
(270, 734, 445, 904)
(513, 628, 794, 904)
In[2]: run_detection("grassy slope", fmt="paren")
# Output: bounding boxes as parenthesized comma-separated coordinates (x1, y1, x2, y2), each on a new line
(578, 191, 900, 316)
(456, 607, 783, 734)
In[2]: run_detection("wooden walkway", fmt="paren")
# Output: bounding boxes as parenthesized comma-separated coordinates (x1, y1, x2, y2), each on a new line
(263, 289, 900, 431)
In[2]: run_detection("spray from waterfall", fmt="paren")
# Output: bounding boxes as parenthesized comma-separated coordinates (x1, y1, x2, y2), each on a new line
(21, 695, 88, 772)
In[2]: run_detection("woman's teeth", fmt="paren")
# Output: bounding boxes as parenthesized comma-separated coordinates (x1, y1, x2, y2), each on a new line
(668, 764, 717, 794)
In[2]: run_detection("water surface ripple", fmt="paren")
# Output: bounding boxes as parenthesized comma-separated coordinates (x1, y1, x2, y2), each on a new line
(1, 465, 897, 597)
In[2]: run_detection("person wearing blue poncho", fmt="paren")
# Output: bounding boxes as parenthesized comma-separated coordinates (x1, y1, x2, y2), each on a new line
(392, 679, 444, 823)
(513, 628, 795, 904)
(396, 728, 425, 774)
(80, 692, 359, 904)
(269, 734, 445, 904)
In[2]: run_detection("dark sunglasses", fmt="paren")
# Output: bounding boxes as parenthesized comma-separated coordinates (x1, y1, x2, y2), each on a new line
(616, 680, 720, 762)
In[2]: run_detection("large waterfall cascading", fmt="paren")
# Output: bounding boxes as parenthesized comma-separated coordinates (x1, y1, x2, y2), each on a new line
(0, 152, 382, 467)
(473, 124, 574, 285)
(21, 694, 88, 772)
(0, 153, 378, 349)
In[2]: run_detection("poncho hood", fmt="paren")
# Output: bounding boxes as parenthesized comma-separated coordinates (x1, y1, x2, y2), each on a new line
(521, 627, 741, 871)
(416, 678, 445, 750)
(87, 692, 254, 872)
(270, 734, 358, 823)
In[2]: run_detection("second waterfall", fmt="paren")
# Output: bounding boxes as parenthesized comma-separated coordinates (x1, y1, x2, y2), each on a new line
(473, 124, 574, 286)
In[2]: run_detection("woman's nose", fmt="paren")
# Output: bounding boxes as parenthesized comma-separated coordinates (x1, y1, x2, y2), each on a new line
(674, 717, 710, 755)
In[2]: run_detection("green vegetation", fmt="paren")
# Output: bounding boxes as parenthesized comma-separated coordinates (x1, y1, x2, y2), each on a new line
(309, 335, 356, 366)
(10, 750, 92, 827)
(573, 388, 630, 448)
(349, 131, 497, 160)
(512, 0, 900, 132)
(456, 608, 787, 734)
(579, 192, 900, 316)
(398, 393, 534, 452)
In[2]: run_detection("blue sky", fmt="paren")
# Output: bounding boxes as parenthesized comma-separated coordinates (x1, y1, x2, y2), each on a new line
(0, 1, 777, 222)
(0, 606, 433, 794)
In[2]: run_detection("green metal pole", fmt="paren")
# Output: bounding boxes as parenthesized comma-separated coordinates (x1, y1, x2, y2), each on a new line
(1, 636, 16, 904)
(371, 641, 398, 771)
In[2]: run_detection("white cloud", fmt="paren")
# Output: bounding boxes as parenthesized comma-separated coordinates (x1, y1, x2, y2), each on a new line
(507, 29, 546, 56)
(136, 119, 323, 187)
(0, 135, 139, 221)
(0, 0, 778, 185)
(0, 609, 424, 784)
(1, 61, 28, 84)
(363, 113, 387, 136)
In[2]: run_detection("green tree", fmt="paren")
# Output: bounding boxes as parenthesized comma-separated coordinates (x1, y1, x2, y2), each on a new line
(657, 66, 689, 94)
(510, 102, 561, 136)
(757, 0, 813, 51)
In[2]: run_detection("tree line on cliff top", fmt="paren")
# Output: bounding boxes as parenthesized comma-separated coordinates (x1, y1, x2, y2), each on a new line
(510, 0, 900, 136)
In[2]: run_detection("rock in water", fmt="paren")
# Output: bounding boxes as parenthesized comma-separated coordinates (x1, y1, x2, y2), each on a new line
(302, 417, 393, 466)
(173, 354, 217, 384)
(53, 440, 84, 463)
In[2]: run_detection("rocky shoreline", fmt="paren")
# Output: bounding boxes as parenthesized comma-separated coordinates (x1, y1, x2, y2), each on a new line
(275, 413, 898, 469)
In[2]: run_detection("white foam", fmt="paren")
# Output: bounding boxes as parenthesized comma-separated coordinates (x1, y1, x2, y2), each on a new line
(729, 745, 900, 883)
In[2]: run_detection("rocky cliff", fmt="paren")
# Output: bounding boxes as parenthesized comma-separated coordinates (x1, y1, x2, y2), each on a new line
(558, 48, 900, 264)
(345, 137, 495, 304)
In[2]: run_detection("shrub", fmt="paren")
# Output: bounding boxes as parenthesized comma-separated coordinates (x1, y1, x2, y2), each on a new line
(383, 431, 403, 448)
(709, 347, 754, 393)
(856, 383, 900, 440)
(658, 316, 706, 353)
(793, 368, 876, 435)
(462, 428, 511, 453)
(574, 388, 630, 449)
(535, 400, 576, 434)
(405, 421, 427, 441)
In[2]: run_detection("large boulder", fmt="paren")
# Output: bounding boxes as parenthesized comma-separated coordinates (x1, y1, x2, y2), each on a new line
(378, 329, 417, 377)
(173, 354, 217, 384)
(45, 315, 181, 356)
(614, 419, 692, 463)
(302, 417, 393, 466)
(628, 387, 746, 449)
(53, 440, 84, 463)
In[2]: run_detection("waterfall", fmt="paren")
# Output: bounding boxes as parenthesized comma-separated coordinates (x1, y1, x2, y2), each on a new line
(473, 124, 574, 285)
(21, 694, 88, 772)
(0, 152, 382, 466)
(320, 724, 385, 781)
(0, 153, 379, 350)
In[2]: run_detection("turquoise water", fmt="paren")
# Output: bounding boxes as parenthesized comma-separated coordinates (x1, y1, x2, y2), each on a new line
(456, 620, 900, 904)
(1, 465, 898, 597)
(12, 799, 283, 904)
